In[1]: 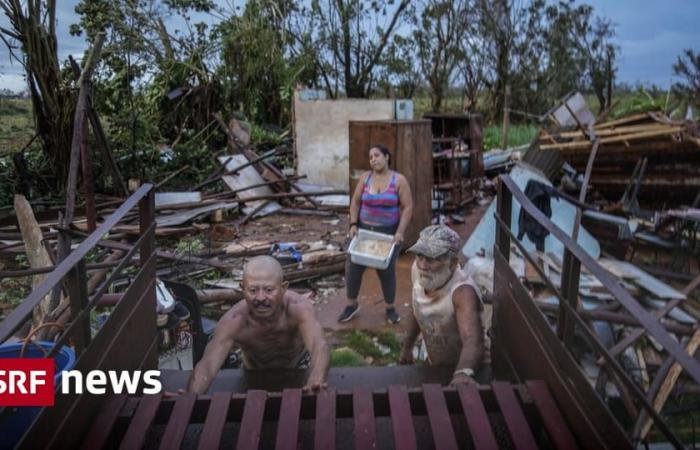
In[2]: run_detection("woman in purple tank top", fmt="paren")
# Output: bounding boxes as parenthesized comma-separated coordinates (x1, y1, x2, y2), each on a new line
(338, 145, 413, 325)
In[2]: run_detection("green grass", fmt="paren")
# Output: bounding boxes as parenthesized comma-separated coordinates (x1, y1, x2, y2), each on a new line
(0, 98, 34, 155)
(336, 329, 401, 365)
(330, 347, 367, 367)
(483, 124, 539, 151)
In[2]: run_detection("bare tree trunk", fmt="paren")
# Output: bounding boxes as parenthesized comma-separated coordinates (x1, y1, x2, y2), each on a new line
(14, 195, 61, 336)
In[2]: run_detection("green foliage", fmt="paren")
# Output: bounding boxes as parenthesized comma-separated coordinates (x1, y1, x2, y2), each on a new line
(0, 278, 30, 311)
(330, 347, 366, 367)
(0, 98, 34, 156)
(217, 0, 315, 126)
(672, 49, 700, 110)
(341, 329, 400, 364)
(175, 236, 205, 255)
(483, 124, 539, 151)
(608, 89, 662, 120)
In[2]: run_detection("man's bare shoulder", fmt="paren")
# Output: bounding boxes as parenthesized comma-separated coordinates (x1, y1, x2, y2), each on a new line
(285, 290, 316, 320)
(452, 284, 481, 312)
(218, 301, 249, 329)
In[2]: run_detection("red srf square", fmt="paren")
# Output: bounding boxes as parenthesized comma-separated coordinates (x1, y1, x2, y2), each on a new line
(0, 358, 55, 406)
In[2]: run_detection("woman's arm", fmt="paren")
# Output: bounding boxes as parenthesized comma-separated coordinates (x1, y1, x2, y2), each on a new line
(394, 174, 414, 244)
(348, 172, 368, 238)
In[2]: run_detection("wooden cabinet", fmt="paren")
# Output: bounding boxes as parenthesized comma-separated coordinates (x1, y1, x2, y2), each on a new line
(423, 113, 484, 211)
(348, 120, 433, 247)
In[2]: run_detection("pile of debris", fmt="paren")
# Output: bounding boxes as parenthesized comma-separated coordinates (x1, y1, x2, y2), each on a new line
(537, 110, 700, 209)
(0, 118, 351, 325)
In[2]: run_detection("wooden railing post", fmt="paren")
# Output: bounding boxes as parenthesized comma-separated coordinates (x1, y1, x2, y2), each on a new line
(67, 259, 90, 355)
(496, 177, 512, 260)
(139, 187, 155, 266)
(558, 248, 581, 347)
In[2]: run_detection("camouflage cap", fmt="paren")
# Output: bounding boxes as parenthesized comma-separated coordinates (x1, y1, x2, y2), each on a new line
(407, 225, 461, 259)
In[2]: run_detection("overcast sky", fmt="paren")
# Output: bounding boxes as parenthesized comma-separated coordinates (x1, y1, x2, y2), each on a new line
(1, 0, 699, 93)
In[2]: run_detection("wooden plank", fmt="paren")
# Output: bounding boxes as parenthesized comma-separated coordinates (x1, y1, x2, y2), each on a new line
(353, 387, 376, 450)
(119, 394, 163, 450)
(159, 393, 197, 450)
(422, 384, 458, 450)
(491, 382, 537, 450)
(314, 388, 336, 450)
(525, 381, 578, 450)
(80, 394, 129, 450)
(236, 390, 267, 450)
(388, 385, 417, 450)
(275, 389, 302, 450)
(638, 328, 700, 439)
(197, 392, 231, 450)
(682, 273, 700, 295)
(456, 384, 498, 450)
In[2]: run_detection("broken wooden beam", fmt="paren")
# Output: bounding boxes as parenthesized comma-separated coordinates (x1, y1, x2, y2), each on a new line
(14, 194, 62, 335)
(536, 302, 694, 335)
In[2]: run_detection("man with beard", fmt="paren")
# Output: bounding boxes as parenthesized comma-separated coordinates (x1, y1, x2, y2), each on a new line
(187, 256, 330, 393)
(399, 225, 484, 385)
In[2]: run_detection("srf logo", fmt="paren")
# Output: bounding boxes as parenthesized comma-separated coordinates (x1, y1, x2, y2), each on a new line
(0, 358, 54, 406)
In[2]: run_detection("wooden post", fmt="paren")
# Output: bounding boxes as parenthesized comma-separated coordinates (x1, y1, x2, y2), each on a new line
(496, 177, 512, 261)
(501, 85, 511, 149)
(557, 248, 581, 348)
(67, 259, 90, 355)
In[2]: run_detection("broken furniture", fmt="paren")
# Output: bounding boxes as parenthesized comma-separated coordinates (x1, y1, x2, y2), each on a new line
(424, 113, 484, 212)
(348, 120, 433, 246)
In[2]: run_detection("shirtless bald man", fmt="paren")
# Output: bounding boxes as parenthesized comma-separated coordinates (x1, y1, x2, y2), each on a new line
(188, 256, 330, 393)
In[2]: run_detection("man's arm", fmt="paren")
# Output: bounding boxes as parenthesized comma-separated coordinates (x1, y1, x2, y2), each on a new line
(399, 312, 420, 364)
(400, 261, 420, 363)
(289, 295, 330, 391)
(451, 284, 484, 384)
(187, 308, 243, 394)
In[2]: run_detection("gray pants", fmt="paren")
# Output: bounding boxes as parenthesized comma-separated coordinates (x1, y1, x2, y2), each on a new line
(346, 223, 399, 305)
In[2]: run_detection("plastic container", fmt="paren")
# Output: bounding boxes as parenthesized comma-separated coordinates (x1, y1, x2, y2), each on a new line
(0, 341, 76, 449)
(348, 229, 396, 270)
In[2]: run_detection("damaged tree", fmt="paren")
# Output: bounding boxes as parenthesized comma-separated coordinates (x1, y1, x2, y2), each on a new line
(0, 0, 75, 186)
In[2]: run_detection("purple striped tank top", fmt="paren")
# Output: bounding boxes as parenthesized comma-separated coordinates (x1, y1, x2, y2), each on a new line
(359, 171, 400, 228)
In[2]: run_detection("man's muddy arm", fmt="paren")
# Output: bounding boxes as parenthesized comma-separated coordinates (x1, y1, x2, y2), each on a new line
(187, 311, 242, 394)
(399, 313, 420, 364)
(452, 285, 484, 383)
(294, 301, 330, 390)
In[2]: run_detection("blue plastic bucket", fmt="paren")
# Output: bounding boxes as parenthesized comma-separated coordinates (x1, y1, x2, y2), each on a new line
(0, 341, 76, 449)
